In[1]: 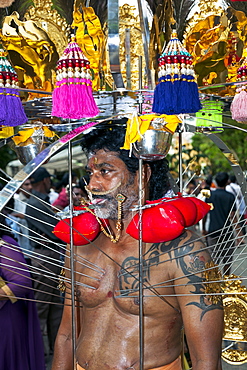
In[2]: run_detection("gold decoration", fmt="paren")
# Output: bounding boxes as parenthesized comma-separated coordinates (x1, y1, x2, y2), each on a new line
(223, 152, 239, 166)
(0, 0, 70, 95)
(222, 349, 247, 365)
(203, 261, 223, 305)
(72, 2, 106, 91)
(183, 0, 241, 89)
(24, 0, 70, 56)
(200, 189, 211, 198)
(222, 275, 247, 364)
(119, 4, 146, 90)
(58, 267, 66, 293)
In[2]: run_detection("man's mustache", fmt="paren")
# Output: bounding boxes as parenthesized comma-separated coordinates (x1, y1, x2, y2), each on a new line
(92, 194, 114, 201)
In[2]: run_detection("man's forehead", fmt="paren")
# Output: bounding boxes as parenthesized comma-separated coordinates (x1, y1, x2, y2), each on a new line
(88, 149, 119, 157)
(88, 149, 121, 163)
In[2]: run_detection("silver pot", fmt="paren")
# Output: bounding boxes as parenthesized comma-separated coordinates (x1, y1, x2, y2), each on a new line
(133, 129, 172, 161)
(15, 143, 46, 165)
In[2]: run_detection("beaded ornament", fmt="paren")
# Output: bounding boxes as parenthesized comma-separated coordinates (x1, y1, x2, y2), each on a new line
(230, 56, 247, 123)
(152, 30, 201, 115)
(52, 35, 99, 119)
(0, 45, 28, 127)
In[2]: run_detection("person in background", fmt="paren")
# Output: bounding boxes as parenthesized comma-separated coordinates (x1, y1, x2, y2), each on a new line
(62, 183, 85, 212)
(52, 172, 78, 211)
(226, 174, 246, 236)
(0, 212, 45, 370)
(25, 167, 63, 360)
(12, 178, 33, 265)
(203, 172, 239, 274)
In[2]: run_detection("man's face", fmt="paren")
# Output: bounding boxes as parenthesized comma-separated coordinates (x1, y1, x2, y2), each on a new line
(20, 179, 32, 198)
(86, 149, 139, 220)
(43, 176, 51, 194)
(72, 186, 84, 206)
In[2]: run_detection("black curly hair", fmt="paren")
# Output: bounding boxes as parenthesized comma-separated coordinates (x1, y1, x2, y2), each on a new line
(80, 122, 170, 200)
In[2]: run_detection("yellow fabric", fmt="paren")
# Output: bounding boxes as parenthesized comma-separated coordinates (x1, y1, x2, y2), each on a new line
(0, 276, 6, 289)
(122, 113, 181, 150)
(12, 126, 58, 145)
(76, 357, 182, 370)
(0, 280, 17, 303)
(0, 126, 14, 138)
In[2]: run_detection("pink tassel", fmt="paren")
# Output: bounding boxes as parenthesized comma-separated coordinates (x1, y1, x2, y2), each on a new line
(51, 35, 99, 120)
(230, 87, 247, 123)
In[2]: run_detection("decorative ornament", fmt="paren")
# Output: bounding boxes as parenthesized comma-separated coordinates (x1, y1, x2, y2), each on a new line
(122, 112, 181, 152)
(222, 274, 247, 365)
(57, 268, 66, 293)
(196, 100, 224, 133)
(203, 261, 223, 305)
(52, 35, 99, 119)
(230, 56, 247, 123)
(0, 46, 28, 127)
(0, 125, 14, 139)
(152, 30, 202, 115)
(126, 195, 211, 243)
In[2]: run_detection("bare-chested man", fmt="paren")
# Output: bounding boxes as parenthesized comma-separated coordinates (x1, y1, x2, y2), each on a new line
(52, 126, 224, 370)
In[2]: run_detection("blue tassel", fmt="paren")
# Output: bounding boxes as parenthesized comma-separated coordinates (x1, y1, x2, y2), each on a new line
(152, 31, 201, 115)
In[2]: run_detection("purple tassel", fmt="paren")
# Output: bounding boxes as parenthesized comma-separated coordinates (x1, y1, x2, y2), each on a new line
(0, 87, 27, 127)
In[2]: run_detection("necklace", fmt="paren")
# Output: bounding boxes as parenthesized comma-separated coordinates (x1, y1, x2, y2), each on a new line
(82, 193, 126, 243)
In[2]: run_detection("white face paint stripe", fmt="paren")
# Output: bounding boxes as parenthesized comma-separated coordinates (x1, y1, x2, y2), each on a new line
(85, 181, 122, 196)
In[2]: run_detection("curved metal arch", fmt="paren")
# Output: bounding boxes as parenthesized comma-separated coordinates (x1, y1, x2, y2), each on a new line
(0, 120, 99, 212)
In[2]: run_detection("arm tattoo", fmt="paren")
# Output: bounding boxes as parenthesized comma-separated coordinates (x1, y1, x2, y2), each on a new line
(173, 232, 223, 320)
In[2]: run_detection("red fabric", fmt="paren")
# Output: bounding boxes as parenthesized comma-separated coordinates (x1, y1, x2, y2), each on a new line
(52, 187, 68, 209)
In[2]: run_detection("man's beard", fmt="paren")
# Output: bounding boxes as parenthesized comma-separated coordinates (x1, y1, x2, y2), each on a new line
(93, 184, 139, 220)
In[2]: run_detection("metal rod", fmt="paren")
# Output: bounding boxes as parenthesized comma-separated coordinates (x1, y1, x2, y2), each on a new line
(138, 158, 144, 370)
(125, 28, 131, 90)
(137, 0, 152, 88)
(68, 140, 77, 370)
(178, 131, 183, 192)
(138, 56, 143, 114)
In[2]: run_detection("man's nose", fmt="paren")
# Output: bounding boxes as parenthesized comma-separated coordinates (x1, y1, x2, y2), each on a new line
(87, 173, 102, 191)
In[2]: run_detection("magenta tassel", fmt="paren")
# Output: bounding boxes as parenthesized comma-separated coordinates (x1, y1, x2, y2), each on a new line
(51, 36, 99, 120)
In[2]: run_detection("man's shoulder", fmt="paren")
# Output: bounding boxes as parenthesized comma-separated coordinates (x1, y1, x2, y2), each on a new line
(147, 229, 204, 255)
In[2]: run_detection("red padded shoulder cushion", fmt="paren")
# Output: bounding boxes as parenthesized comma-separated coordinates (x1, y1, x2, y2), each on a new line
(53, 206, 101, 246)
(126, 195, 210, 243)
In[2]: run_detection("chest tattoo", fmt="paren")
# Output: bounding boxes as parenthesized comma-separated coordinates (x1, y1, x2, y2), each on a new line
(118, 241, 173, 295)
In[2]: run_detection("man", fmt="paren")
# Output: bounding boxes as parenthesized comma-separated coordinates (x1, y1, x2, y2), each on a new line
(203, 172, 237, 275)
(25, 167, 63, 358)
(52, 127, 223, 370)
(12, 178, 33, 264)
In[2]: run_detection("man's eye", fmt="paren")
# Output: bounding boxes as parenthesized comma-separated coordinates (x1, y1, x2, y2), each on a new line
(100, 169, 109, 174)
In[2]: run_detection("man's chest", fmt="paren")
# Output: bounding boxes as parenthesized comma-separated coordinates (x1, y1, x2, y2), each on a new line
(73, 240, 175, 313)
